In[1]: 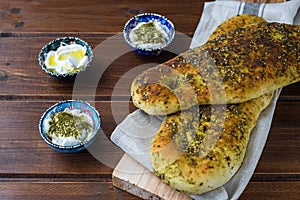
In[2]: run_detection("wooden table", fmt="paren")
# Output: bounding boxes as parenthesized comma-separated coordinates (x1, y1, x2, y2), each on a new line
(0, 0, 299, 199)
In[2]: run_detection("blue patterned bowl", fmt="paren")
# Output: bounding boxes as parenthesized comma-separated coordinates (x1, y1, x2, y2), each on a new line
(123, 13, 175, 56)
(38, 37, 93, 79)
(39, 100, 101, 153)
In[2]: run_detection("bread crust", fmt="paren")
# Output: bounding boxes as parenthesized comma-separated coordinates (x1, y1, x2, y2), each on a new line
(131, 20, 300, 115)
(209, 14, 265, 41)
(150, 92, 274, 194)
(149, 15, 276, 195)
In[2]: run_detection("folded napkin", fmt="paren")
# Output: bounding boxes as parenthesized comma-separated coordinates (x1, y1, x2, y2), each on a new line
(111, 1, 300, 199)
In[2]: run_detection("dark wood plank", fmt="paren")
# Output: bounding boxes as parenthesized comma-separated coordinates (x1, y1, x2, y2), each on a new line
(0, 101, 298, 178)
(0, 0, 205, 35)
(0, 36, 299, 100)
(0, 35, 183, 100)
(280, 83, 300, 101)
(0, 101, 121, 176)
(0, 0, 285, 37)
(0, 181, 298, 200)
(241, 182, 300, 200)
(0, 0, 298, 199)
(0, 181, 140, 200)
(255, 101, 300, 175)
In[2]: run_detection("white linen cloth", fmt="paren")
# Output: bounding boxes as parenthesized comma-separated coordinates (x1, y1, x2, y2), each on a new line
(111, 1, 300, 199)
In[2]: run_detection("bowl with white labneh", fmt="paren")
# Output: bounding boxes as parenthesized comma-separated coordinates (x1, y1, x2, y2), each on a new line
(123, 13, 175, 56)
(39, 100, 101, 153)
(38, 37, 93, 78)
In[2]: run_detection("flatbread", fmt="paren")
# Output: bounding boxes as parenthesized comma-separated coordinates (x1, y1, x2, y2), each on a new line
(150, 14, 276, 195)
(131, 18, 300, 115)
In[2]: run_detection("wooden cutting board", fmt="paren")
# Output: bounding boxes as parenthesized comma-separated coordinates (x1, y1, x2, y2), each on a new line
(112, 153, 192, 200)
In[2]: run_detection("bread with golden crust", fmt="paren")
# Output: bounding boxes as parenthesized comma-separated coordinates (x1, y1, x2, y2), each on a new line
(150, 14, 275, 195)
(131, 20, 300, 115)
(208, 14, 265, 41)
(150, 92, 273, 195)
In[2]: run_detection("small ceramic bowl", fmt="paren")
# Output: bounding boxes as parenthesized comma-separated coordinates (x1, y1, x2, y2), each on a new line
(39, 100, 101, 153)
(38, 37, 93, 78)
(123, 13, 175, 56)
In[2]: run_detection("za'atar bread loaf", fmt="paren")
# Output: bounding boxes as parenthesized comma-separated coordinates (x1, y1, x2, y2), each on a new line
(208, 14, 266, 41)
(150, 92, 273, 195)
(150, 14, 276, 195)
(131, 20, 300, 115)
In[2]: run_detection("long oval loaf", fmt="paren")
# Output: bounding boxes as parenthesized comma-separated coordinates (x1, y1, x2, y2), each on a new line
(131, 22, 300, 115)
(150, 14, 275, 195)
(150, 92, 273, 195)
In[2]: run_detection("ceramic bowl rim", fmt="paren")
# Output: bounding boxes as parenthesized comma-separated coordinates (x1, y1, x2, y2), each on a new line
(123, 12, 175, 52)
(38, 37, 93, 78)
(39, 100, 101, 152)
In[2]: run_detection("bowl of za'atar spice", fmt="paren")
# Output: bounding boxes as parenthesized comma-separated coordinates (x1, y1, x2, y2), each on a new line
(39, 100, 101, 153)
(123, 13, 175, 56)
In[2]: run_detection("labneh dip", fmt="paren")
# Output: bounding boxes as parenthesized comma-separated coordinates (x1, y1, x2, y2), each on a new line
(129, 19, 169, 50)
(45, 108, 94, 146)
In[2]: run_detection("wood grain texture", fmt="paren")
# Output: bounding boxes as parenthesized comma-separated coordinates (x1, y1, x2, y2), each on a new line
(113, 154, 192, 200)
(0, 0, 298, 199)
(0, 181, 139, 200)
(240, 182, 300, 200)
(0, 181, 298, 200)
(0, 36, 299, 100)
(0, 0, 205, 35)
(0, 35, 181, 100)
(0, 101, 298, 176)
(113, 155, 300, 200)
(0, 0, 285, 36)
(0, 101, 129, 175)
